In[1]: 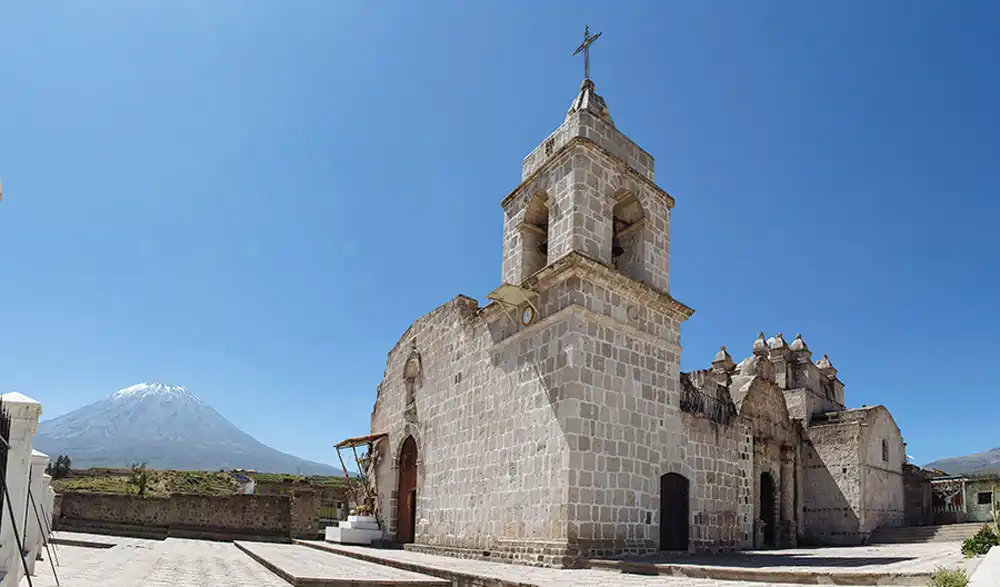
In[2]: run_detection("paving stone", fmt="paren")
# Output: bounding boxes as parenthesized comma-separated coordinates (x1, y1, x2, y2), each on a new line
(302, 541, 900, 587)
(25, 537, 288, 587)
(235, 541, 450, 586)
(27, 531, 976, 587)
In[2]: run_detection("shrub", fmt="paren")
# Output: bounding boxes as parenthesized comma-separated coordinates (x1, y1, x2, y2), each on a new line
(929, 566, 968, 587)
(961, 524, 999, 557)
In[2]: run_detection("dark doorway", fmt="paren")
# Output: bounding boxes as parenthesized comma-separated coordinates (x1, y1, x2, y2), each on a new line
(760, 472, 776, 548)
(659, 472, 689, 551)
(396, 436, 418, 543)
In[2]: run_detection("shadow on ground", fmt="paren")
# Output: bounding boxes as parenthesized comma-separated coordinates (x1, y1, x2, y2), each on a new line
(611, 553, 915, 568)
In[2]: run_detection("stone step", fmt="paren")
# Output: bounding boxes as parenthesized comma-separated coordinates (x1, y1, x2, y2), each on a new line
(57, 518, 167, 541)
(234, 541, 450, 586)
(166, 525, 290, 543)
(870, 523, 986, 544)
(55, 519, 294, 544)
(48, 531, 118, 549)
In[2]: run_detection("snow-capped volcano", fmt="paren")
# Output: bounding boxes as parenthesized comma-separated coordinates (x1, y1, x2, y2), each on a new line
(112, 382, 197, 399)
(33, 382, 341, 475)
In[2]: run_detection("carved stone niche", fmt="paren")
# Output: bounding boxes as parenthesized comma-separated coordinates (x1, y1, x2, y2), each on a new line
(403, 349, 421, 423)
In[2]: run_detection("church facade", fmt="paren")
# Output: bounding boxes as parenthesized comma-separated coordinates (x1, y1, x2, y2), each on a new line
(366, 75, 905, 567)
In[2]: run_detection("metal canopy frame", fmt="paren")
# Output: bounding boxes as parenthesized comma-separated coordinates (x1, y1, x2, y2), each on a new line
(332, 433, 387, 528)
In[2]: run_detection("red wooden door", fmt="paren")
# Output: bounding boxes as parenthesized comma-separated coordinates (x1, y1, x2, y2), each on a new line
(396, 436, 418, 543)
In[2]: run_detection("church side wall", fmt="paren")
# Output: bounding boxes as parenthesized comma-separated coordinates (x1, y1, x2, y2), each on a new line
(682, 413, 753, 552)
(531, 271, 682, 556)
(370, 296, 575, 567)
(859, 408, 905, 535)
(562, 308, 678, 557)
(528, 269, 737, 556)
(800, 420, 863, 545)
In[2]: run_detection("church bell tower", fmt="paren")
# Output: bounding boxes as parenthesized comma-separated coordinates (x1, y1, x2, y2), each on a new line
(499, 28, 675, 295)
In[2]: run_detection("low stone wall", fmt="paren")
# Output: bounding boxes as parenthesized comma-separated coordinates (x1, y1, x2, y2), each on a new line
(52, 493, 63, 530)
(57, 490, 317, 539)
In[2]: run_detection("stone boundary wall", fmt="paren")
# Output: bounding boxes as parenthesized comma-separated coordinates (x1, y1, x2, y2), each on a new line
(56, 490, 317, 539)
(52, 493, 63, 529)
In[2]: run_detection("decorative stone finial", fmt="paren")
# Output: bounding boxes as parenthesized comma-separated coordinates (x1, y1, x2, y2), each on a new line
(567, 78, 613, 125)
(769, 332, 788, 350)
(712, 345, 735, 372)
(816, 353, 838, 378)
(752, 332, 768, 355)
(790, 333, 809, 352)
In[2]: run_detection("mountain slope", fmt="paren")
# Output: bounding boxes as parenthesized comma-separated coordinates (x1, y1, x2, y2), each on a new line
(924, 448, 1000, 476)
(34, 383, 342, 475)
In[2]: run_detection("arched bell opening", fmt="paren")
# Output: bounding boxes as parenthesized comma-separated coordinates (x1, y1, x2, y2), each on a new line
(611, 193, 645, 282)
(520, 191, 550, 280)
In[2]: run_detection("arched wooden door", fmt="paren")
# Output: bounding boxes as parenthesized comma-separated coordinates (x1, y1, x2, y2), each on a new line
(660, 472, 689, 551)
(760, 472, 776, 548)
(396, 436, 418, 543)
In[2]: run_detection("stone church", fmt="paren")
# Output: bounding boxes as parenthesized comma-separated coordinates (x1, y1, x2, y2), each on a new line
(365, 71, 906, 566)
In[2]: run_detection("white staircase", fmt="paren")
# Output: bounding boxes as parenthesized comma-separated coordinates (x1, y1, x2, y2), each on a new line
(324, 515, 383, 545)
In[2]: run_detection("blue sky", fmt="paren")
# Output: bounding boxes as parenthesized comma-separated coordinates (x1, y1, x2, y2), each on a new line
(1, 1, 997, 468)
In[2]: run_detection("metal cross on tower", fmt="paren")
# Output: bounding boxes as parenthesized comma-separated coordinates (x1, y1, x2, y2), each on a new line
(573, 25, 602, 80)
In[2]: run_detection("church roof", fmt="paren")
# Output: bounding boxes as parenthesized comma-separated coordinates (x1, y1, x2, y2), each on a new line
(567, 79, 613, 125)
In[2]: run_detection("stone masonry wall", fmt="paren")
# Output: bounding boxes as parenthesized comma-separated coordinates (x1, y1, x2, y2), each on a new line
(521, 108, 655, 183)
(562, 308, 679, 557)
(528, 261, 695, 556)
(288, 489, 319, 539)
(516, 253, 696, 557)
(57, 493, 294, 536)
(800, 420, 863, 545)
(51, 493, 62, 530)
(682, 413, 752, 552)
(371, 295, 575, 566)
(371, 253, 703, 564)
(859, 407, 905, 535)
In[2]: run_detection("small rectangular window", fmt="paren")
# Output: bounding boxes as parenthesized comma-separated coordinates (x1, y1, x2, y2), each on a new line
(978, 491, 993, 505)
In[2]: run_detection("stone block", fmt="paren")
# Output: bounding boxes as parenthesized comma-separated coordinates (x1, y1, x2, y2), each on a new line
(325, 525, 384, 545)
